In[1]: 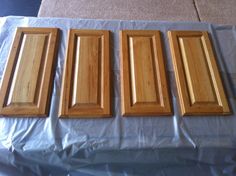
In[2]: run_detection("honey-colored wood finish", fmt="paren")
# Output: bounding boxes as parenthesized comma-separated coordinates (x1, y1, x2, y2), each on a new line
(0, 27, 59, 116)
(120, 30, 172, 116)
(168, 31, 230, 115)
(59, 29, 110, 118)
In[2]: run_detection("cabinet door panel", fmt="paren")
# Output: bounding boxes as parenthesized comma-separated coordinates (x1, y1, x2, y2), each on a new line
(168, 31, 230, 115)
(0, 27, 59, 116)
(59, 29, 110, 118)
(120, 30, 172, 116)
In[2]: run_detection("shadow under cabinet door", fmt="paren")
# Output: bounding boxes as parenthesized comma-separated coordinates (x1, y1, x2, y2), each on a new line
(0, 27, 59, 117)
(168, 31, 230, 116)
(120, 30, 172, 116)
(59, 29, 111, 118)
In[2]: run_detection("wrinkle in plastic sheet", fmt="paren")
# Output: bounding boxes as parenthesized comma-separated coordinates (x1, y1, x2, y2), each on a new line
(0, 16, 235, 176)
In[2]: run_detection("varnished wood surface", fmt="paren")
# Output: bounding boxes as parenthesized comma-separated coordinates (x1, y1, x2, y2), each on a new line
(0, 27, 59, 116)
(168, 31, 230, 115)
(120, 30, 172, 116)
(59, 29, 110, 118)
(72, 36, 100, 107)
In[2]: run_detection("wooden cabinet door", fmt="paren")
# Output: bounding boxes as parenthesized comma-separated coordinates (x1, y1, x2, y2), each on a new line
(120, 30, 172, 116)
(0, 27, 59, 116)
(168, 31, 230, 115)
(59, 29, 111, 118)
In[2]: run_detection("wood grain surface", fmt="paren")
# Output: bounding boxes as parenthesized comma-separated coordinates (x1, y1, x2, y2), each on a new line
(168, 30, 230, 115)
(120, 30, 172, 116)
(59, 29, 111, 118)
(0, 27, 59, 116)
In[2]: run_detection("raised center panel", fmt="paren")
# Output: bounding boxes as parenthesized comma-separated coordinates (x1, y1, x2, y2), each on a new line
(179, 36, 216, 105)
(129, 36, 159, 105)
(8, 34, 48, 106)
(72, 36, 101, 107)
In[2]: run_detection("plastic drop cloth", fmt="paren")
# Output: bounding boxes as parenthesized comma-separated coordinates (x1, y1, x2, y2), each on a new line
(0, 16, 235, 176)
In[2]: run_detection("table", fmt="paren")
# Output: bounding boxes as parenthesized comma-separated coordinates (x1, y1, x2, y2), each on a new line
(0, 16, 235, 176)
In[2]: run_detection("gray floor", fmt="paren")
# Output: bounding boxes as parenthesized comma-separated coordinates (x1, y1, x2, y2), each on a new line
(38, 0, 236, 25)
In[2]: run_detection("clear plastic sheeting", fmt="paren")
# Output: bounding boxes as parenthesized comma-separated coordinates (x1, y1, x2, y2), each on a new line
(0, 16, 235, 176)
